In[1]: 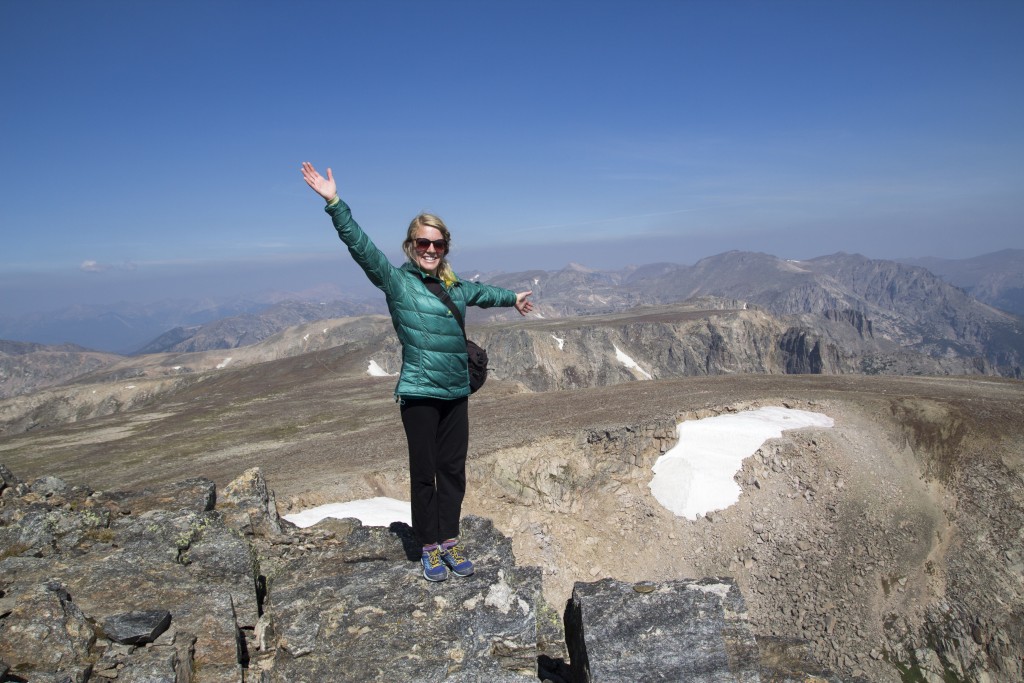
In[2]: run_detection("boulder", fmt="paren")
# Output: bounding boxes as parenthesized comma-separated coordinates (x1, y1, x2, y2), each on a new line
(0, 581, 95, 680)
(565, 577, 759, 682)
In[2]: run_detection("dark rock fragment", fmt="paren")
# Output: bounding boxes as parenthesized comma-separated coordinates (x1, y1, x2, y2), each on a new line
(101, 609, 172, 645)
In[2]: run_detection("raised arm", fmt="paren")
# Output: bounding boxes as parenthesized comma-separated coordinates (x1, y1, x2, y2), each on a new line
(300, 162, 402, 295)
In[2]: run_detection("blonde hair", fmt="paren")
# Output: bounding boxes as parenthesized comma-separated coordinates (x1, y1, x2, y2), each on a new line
(403, 213, 457, 285)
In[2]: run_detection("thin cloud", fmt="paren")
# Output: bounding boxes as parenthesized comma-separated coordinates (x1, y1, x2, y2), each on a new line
(80, 260, 138, 273)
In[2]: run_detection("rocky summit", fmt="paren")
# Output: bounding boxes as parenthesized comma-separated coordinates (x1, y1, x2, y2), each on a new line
(0, 465, 841, 682)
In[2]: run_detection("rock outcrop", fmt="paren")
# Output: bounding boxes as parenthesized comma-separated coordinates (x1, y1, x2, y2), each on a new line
(482, 252, 1024, 377)
(0, 465, 839, 682)
(473, 303, 987, 394)
(566, 577, 842, 683)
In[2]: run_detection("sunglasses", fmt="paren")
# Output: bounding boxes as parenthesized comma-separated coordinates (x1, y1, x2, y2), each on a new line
(413, 238, 448, 252)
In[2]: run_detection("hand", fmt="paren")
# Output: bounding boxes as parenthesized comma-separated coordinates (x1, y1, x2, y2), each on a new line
(301, 161, 337, 202)
(514, 290, 534, 316)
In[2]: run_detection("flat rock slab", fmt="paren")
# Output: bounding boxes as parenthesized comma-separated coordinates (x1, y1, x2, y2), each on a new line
(263, 516, 540, 682)
(566, 577, 760, 683)
(102, 609, 172, 644)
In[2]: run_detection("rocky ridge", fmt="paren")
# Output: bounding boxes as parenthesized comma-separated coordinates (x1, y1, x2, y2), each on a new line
(0, 317, 399, 436)
(0, 341, 122, 401)
(481, 252, 1024, 377)
(0, 465, 840, 682)
(134, 299, 386, 355)
(900, 249, 1024, 317)
(472, 301, 994, 394)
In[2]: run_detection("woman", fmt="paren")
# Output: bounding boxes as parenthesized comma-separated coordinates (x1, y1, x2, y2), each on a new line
(301, 162, 533, 581)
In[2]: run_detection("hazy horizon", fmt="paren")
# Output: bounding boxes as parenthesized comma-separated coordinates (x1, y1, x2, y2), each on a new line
(3, 244, 1021, 321)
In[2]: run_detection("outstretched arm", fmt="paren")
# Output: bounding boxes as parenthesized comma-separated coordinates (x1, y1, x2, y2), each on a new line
(301, 161, 337, 202)
(301, 162, 402, 295)
(514, 290, 534, 316)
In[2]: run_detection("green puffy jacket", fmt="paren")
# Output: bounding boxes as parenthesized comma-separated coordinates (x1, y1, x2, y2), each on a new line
(326, 198, 516, 400)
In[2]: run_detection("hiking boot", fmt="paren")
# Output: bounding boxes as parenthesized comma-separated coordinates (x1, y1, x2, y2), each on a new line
(421, 544, 448, 582)
(439, 539, 474, 577)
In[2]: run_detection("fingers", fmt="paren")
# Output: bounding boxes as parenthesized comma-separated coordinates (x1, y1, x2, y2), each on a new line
(514, 291, 534, 316)
(301, 161, 318, 186)
(301, 161, 321, 179)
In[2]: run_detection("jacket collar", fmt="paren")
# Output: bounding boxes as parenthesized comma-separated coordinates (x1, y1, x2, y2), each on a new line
(401, 261, 460, 287)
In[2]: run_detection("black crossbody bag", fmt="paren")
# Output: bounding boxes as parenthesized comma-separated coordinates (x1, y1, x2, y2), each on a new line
(424, 280, 488, 394)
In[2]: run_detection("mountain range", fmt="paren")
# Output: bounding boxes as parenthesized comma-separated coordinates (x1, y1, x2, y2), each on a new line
(1, 250, 1021, 404)
(899, 248, 1024, 316)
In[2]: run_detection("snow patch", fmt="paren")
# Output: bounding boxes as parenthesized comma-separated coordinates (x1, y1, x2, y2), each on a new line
(367, 359, 397, 377)
(216, 357, 233, 369)
(649, 407, 834, 520)
(613, 345, 652, 379)
(283, 497, 411, 528)
(552, 335, 565, 350)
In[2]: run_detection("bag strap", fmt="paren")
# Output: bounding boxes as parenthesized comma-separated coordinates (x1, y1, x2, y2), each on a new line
(424, 279, 467, 339)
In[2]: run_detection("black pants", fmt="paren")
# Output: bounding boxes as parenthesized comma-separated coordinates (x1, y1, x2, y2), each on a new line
(400, 396, 469, 547)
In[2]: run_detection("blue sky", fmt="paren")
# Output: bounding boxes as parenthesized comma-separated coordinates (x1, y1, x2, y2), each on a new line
(2, 0, 1022, 315)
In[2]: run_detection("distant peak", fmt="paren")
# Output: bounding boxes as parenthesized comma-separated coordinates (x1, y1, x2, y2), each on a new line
(565, 262, 596, 273)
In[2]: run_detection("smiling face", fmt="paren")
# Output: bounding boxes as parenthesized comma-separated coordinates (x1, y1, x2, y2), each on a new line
(404, 213, 452, 278)
(411, 225, 447, 275)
